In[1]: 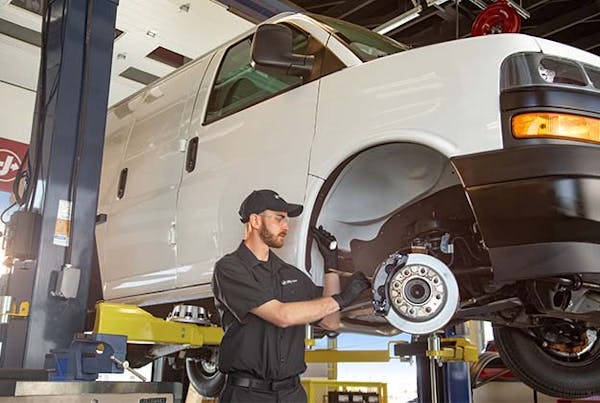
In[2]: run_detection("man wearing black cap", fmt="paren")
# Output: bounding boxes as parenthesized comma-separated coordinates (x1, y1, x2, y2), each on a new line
(212, 189, 371, 403)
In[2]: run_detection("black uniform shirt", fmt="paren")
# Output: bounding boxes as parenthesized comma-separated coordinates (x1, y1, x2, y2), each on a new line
(212, 242, 321, 381)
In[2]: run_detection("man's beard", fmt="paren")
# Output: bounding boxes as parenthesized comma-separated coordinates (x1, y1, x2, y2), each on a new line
(259, 225, 286, 248)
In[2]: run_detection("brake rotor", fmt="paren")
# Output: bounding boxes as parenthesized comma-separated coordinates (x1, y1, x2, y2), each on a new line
(471, 0, 521, 36)
(372, 253, 459, 334)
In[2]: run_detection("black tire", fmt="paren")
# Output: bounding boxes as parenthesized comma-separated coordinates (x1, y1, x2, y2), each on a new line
(186, 357, 226, 398)
(493, 324, 600, 398)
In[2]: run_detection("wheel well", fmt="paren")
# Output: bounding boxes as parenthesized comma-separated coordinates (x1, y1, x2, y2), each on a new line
(307, 142, 474, 276)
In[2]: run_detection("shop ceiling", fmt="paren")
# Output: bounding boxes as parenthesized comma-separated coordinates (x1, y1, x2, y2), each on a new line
(293, 0, 600, 55)
(0, 0, 598, 108)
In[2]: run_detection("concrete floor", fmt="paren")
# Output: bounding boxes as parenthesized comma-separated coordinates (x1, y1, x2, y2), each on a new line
(185, 381, 559, 403)
(185, 386, 216, 403)
(473, 382, 555, 403)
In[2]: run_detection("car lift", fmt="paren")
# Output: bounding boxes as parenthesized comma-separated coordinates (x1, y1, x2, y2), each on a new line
(305, 332, 478, 403)
(396, 333, 478, 403)
(71, 302, 481, 402)
(4, 293, 477, 402)
(1, 0, 118, 371)
(0, 0, 180, 401)
(53, 301, 477, 403)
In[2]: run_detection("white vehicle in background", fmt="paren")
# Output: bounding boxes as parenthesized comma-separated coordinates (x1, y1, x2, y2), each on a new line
(96, 12, 600, 399)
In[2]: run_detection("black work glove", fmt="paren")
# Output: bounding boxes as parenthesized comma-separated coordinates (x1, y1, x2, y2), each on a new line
(311, 225, 338, 272)
(332, 271, 371, 310)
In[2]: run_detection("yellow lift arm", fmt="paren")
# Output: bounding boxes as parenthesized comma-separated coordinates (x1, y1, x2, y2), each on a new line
(93, 303, 477, 366)
(305, 349, 390, 363)
(93, 302, 223, 346)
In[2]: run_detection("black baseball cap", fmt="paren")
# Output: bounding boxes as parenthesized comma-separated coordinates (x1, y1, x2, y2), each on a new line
(239, 189, 303, 223)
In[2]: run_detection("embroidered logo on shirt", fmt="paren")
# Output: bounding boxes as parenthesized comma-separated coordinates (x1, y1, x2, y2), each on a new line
(281, 279, 298, 286)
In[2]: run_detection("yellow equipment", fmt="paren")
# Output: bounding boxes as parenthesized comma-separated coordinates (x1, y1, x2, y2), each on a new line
(302, 378, 388, 403)
(93, 302, 223, 346)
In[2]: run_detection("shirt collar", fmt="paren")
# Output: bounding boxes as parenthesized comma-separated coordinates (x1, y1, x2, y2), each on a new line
(236, 241, 268, 268)
(236, 241, 284, 269)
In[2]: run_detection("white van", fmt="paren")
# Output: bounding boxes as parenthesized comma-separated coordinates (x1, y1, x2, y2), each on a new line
(97, 12, 600, 398)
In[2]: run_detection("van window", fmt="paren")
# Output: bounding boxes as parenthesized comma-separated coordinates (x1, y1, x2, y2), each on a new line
(205, 25, 343, 124)
(310, 13, 406, 61)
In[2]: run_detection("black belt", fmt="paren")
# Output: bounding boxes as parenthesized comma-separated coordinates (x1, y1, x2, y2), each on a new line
(228, 374, 300, 391)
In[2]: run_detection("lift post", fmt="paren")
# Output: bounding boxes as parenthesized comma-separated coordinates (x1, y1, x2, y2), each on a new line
(1, 0, 118, 371)
(394, 334, 478, 403)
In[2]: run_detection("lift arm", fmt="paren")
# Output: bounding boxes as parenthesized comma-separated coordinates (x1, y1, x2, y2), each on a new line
(93, 303, 223, 346)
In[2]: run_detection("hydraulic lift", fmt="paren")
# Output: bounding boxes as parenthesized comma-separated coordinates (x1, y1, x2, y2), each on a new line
(69, 301, 482, 403)
(305, 332, 478, 403)
(0, 0, 182, 401)
(1, 0, 118, 370)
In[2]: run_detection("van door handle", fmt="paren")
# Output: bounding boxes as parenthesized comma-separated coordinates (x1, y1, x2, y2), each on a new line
(96, 213, 107, 224)
(117, 168, 128, 199)
(168, 221, 176, 248)
(185, 137, 199, 173)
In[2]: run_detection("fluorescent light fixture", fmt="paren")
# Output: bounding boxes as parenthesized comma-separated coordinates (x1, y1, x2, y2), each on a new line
(468, 0, 488, 9)
(469, 0, 530, 18)
(375, 5, 422, 35)
(506, 0, 530, 19)
(426, 0, 450, 6)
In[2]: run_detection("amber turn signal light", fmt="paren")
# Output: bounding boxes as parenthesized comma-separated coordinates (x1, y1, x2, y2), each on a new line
(512, 112, 600, 144)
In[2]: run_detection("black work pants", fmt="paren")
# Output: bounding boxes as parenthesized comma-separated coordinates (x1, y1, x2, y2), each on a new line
(219, 380, 307, 403)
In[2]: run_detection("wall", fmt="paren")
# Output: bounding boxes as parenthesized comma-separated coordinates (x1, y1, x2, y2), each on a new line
(0, 81, 35, 144)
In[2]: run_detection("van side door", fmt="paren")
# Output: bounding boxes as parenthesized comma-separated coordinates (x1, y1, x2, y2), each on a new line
(100, 56, 212, 300)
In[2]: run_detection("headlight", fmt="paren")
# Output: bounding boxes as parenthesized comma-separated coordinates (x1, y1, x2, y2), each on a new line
(500, 52, 598, 90)
(512, 112, 600, 144)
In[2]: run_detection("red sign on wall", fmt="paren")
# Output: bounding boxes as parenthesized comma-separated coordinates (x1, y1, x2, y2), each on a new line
(0, 138, 29, 193)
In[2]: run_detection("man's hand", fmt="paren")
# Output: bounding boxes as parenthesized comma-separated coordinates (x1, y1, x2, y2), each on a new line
(311, 225, 338, 272)
(332, 272, 371, 310)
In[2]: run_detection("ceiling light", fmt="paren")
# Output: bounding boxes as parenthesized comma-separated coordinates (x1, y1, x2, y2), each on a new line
(375, 5, 422, 35)
(426, 0, 450, 6)
(468, 0, 488, 9)
(506, 0, 530, 19)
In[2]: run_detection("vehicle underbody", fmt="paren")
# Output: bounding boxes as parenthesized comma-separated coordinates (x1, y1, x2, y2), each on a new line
(330, 182, 600, 398)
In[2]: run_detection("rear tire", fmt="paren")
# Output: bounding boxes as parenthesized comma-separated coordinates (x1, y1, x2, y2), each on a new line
(493, 324, 600, 398)
(186, 357, 226, 398)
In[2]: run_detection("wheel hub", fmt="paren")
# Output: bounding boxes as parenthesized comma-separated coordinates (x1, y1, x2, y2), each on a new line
(373, 253, 459, 334)
(390, 265, 446, 322)
(200, 358, 217, 374)
(543, 328, 598, 359)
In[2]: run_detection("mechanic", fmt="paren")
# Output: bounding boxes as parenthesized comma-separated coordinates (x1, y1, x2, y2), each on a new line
(212, 189, 371, 403)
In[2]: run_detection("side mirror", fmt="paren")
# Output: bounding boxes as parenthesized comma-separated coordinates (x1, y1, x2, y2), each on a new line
(251, 24, 314, 79)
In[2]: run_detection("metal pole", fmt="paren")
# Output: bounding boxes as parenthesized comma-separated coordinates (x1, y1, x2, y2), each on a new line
(327, 337, 338, 380)
(428, 333, 442, 403)
(1, 0, 118, 370)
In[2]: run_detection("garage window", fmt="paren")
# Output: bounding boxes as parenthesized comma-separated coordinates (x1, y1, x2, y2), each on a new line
(205, 25, 343, 124)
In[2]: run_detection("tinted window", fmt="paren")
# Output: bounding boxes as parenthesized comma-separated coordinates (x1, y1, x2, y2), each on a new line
(310, 13, 406, 62)
(205, 29, 308, 124)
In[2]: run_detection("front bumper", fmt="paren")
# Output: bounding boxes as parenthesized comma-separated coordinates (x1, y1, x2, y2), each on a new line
(452, 144, 600, 282)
